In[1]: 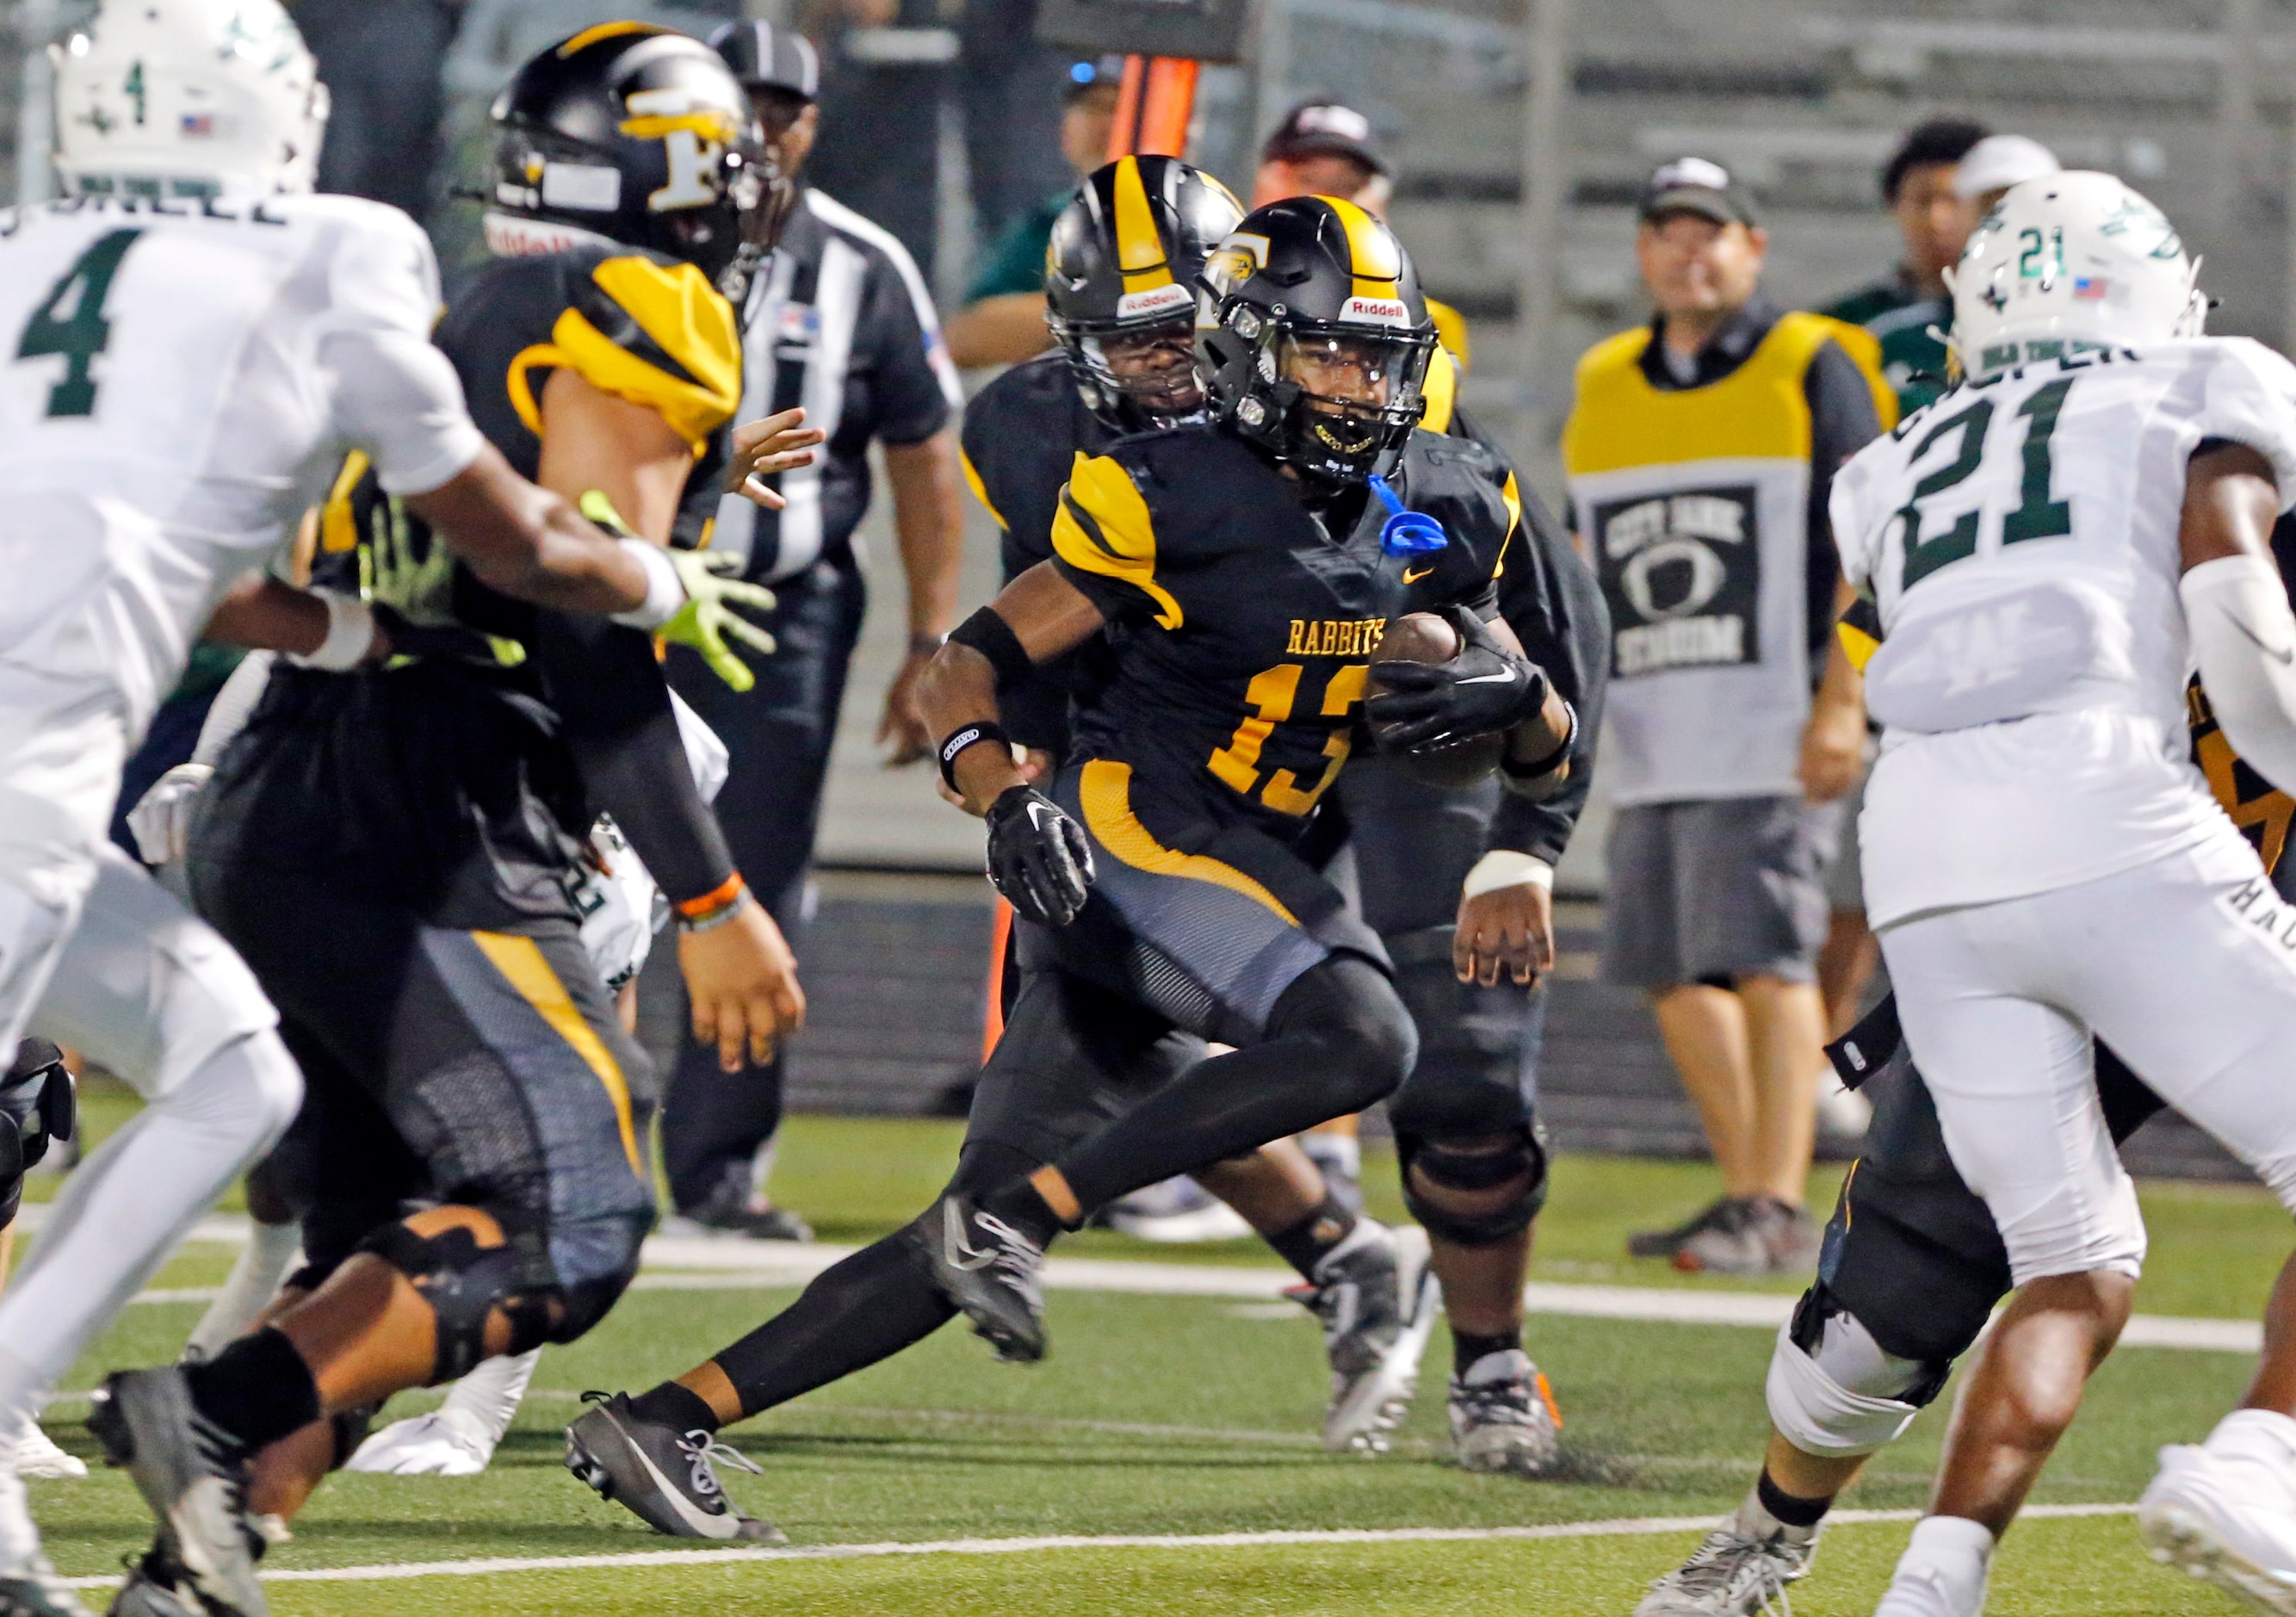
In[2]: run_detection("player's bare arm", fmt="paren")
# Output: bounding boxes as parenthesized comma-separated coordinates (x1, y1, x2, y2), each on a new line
(917, 561, 1106, 815)
(531, 365, 807, 1072)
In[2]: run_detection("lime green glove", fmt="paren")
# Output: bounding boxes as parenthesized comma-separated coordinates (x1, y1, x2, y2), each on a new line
(582, 491, 777, 693)
(661, 548, 778, 693)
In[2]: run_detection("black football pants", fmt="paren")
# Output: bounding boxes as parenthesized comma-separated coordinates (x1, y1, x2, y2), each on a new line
(659, 552, 866, 1216)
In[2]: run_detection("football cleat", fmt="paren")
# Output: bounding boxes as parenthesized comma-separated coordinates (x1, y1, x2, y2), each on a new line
(1448, 1349, 1561, 1478)
(105, 1545, 203, 1617)
(2140, 1442, 2296, 1615)
(1099, 1177, 1252, 1244)
(564, 1392, 783, 1544)
(0, 1566, 92, 1617)
(3, 1416, 85, 1483)
(1295, 1221, 1439, 1453)
(346, 1409, 495, 1478)
(85, 1370, 264, 1617)
(1635, 1516, 1819, 1616)
(1628, 1196, 1736, 1261)
(912, 1195, 1048, 1364)
(1676, 1198, 1819, 1278)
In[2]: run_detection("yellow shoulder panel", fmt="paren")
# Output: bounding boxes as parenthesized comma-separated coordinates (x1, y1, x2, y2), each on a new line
(319, 449, 371, 554)
(1421, 344, 1457, 436)
(1050, 450, 1184, 629)
(1495, 471, 1523, 578)
(1805, 312, 1900, 432)
(504, 257, 741, 452)
(1428, 298, 1471, 375)
(960, 447, 1006, 529)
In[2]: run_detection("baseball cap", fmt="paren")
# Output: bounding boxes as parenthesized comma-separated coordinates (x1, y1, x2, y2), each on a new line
(1261, 101, 1389, 178)
(1639, 157, 1759, 226)
(709, 19, 820, 100)
(1953, 134, 2061, 201)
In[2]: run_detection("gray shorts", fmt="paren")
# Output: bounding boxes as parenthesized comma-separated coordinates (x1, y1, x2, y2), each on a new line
(1601, 794, 1842, 989)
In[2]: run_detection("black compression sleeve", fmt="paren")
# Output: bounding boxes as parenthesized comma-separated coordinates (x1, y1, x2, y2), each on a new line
(949, 604, 1036, 692)
(529, 610, 736, 907)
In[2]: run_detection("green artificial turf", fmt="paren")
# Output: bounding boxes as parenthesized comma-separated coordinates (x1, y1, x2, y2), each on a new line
(19, 1106, 2293, 1614)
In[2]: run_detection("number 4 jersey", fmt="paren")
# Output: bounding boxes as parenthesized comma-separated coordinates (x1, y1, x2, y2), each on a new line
(1829, 338, 2296, 927)
(0, 194, 482, 740)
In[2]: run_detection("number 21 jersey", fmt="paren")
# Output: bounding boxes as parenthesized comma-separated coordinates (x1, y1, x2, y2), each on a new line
(1829, 338, 2296, 926)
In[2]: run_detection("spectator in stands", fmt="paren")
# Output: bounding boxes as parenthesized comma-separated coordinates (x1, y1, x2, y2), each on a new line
(942, 57, 1122, 369)
(650, 22, 968, 1241)
(1564, 159, 1881, 1276)
(1954, 133, 2061, 214)
(1822, 117, 1988, 421)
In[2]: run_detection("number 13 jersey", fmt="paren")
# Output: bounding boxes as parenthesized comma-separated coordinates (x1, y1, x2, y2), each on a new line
(1829, 338, 2296, 927)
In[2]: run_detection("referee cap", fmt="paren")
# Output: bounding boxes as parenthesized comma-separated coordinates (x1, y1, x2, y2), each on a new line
(709, 19, 819, 100)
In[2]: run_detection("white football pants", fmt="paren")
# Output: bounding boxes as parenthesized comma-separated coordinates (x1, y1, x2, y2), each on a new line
(0, 844, 300, 1422)
(1881, 827, 2296, 1287)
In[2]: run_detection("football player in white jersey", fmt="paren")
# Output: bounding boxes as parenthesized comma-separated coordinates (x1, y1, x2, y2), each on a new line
(0, 0, 781, 1610)
(1823, 171, 2296, 1617)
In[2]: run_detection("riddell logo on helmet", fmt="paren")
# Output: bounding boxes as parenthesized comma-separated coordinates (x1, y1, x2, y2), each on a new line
(1340, 295, 1409, 326)
(1116, 283, 1193, 320)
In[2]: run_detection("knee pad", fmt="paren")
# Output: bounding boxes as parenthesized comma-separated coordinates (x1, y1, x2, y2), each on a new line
(1398, 1125, 1549, 1247)
(1765, 1292, 1946, 1459)
(361, 1221, 538, 1383)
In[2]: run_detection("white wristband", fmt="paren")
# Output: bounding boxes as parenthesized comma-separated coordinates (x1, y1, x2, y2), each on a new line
(286, 589, 377, 672)
(610, 538, 684, 631)
(1463, 850, 1553, 901)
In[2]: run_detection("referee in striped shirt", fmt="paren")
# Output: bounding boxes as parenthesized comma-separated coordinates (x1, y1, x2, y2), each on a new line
(657, 21, 968, 1239)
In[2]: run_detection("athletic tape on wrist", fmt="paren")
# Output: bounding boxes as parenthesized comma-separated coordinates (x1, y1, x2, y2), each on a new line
(609, 538, 684, 632)
(1463, 850, 1553, 901)
(287, 590, 378, 672)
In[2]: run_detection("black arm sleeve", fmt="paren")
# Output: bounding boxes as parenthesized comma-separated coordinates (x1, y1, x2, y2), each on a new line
(995, 522, 1074, 753)
(529, 611, 736, 907)
(1488, 484, 1611, 865)
(1803, 340, 1884, 666)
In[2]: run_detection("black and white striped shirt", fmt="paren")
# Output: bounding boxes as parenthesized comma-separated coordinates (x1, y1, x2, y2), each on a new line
(713, 188, 962, 583)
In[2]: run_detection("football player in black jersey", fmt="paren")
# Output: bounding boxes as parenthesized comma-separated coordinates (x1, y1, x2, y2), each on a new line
(98, 29, 820, 1599)
(561, 196, 1578, 1542)
(963, 157, 1609, 1471)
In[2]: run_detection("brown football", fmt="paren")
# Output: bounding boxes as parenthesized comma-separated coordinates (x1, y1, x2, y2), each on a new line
(1366, 612, 1507, 788)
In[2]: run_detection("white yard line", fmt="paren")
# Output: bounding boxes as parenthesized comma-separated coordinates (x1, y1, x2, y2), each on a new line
(53, 1502, 2137, 1590)
(65, 1205, 2261, 1353)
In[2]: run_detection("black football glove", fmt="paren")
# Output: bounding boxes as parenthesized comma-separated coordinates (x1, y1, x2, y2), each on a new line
(1366, 609, 1551, 753)
(985, 785, 1096, 927)
(0, 1038, 71, 1169)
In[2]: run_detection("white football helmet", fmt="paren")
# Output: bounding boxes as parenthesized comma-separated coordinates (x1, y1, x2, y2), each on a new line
(1947, 170, 2206, 381)
(52, 0, 328, 199)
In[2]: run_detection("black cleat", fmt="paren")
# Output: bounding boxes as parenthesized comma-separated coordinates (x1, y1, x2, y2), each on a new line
(86, 1370, 263, 1617)
(0, 1564, 92, 1617)
(105, 1545, 202, 1617)
(565, 1393, 784, 1543)
(913, 1194, 1047, 1363)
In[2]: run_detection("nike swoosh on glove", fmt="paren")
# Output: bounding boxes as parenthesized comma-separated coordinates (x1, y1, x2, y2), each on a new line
(1366, 610, 1550, 753)
(985, 785, 1096, 927)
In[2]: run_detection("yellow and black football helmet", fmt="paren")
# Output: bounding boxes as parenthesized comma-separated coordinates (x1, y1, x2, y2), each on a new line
(1198, 195, 1436, 483)
(486, 23, 787, 289)
(1045, 155, 1244, 431)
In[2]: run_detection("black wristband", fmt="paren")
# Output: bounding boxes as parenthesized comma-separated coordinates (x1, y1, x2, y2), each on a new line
(947, 605, 1036, 693)
(1500, 701, 1578, 783)
(939, 720, 1012, 792)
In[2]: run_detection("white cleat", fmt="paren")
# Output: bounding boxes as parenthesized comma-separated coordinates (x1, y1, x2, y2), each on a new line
(0, 1415, 84, 1483)
(1636, 1517, 1816, 1615)
(346, 1408, 497, 1477)
(2140, 1442, 2296, 1615)
(1295, 1221, 1439, 1453)
(1448, 1349, 1561, 1478)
